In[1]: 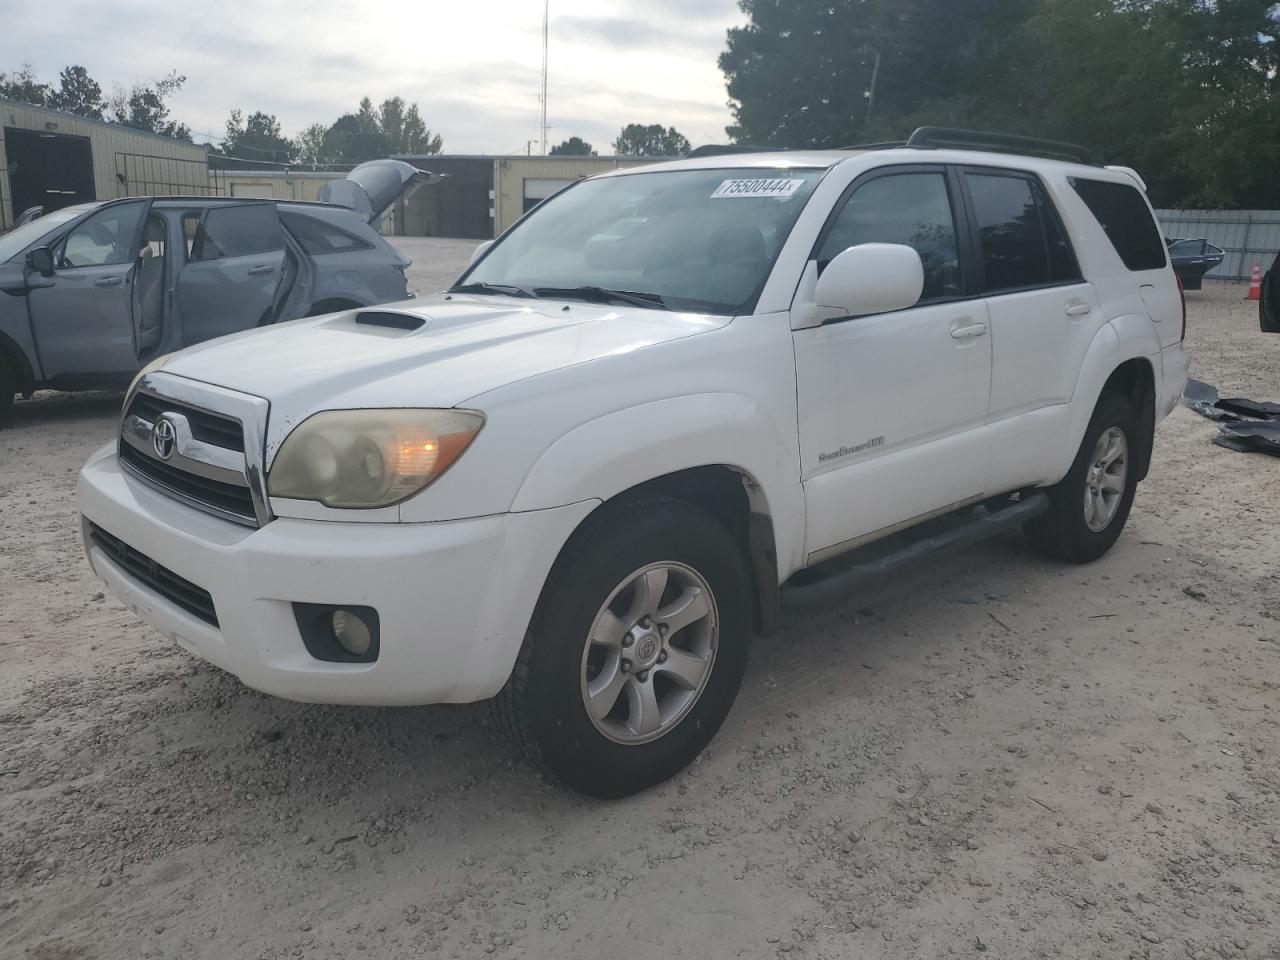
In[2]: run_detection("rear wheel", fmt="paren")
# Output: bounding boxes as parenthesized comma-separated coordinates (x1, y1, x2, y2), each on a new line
(493, 497, 752, 798)
(1024, 390, 1141, 563)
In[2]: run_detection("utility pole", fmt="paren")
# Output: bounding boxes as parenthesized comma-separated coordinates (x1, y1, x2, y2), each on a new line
(865, 45, 882, 125)
(540, 0, 549, 155)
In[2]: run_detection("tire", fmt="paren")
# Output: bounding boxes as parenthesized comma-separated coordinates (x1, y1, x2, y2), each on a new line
(0, 360, 15, 426)
(1024, 390, 1142, 564)
(1261, 273, 1279, 333)
(493, 496, 753, 798)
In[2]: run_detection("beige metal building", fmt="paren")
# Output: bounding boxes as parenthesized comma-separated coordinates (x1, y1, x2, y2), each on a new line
(396, 154, 656, 239)
(0, 96, 211, 228)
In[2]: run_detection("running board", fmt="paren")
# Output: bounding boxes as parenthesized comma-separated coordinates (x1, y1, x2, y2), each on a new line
(780, 492, 1049, 610)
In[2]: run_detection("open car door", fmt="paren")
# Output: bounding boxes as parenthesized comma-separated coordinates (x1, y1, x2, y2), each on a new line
(26, 198, 152, 380)
(176, 203, 285, 345)
(317, 159, 442, 225)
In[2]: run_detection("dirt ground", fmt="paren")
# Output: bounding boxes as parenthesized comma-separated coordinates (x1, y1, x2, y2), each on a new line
(1, 262, 1277, 960)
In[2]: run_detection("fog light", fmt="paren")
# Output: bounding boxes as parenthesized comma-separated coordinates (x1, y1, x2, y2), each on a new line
(292, 603, 380, 663)
(331, 609, 371, 656)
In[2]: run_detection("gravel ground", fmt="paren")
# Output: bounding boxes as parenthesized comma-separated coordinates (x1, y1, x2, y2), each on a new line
(1, 261, 1277, 960)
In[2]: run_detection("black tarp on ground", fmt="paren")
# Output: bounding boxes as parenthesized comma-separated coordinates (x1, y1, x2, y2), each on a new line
(1184, 379, 1280, 457)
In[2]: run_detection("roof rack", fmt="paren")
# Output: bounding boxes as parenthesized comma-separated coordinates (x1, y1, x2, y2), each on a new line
(904, 127, 1097, 165)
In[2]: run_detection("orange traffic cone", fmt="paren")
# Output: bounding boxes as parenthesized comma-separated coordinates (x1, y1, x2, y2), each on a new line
(1247, 263, 1262, 301)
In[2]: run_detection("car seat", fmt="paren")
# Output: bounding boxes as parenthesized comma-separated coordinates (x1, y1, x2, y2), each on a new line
(134, 219, 167, 353)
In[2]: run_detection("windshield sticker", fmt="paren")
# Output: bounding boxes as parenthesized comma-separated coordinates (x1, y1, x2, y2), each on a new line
(710, 178, 805, 200)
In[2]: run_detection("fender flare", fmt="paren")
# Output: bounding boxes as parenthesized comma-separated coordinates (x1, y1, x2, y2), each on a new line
(1062, 317, 1158, 475)
(510, 392, 806, 574)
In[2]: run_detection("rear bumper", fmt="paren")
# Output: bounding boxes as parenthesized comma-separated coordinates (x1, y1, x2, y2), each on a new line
(78, 443, 596, 705)
(1157, 340, 1189, 421)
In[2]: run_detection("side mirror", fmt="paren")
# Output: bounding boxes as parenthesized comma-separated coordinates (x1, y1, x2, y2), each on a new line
(469, 240, 494, 265)
(26, 246, 55, 278)
(815, 243, 924, 316)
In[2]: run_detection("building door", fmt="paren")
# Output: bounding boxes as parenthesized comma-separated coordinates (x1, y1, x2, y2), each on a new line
(4, 128, 96, 216)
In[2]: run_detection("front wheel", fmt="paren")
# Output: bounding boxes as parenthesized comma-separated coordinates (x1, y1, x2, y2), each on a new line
(493, 497, 752, 798)
(1024, 390, 1142, 563)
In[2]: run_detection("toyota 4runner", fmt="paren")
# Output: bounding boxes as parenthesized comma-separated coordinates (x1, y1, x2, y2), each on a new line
(77, 128, 1189, 797)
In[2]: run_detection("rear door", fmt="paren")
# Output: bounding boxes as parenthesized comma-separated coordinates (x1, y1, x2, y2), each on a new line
(175, 203, 285, 344)
(27, 199, 151, 379)
(959, 168, 1104, 488)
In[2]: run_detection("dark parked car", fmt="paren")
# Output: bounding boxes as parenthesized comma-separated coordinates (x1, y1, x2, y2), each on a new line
(0, 160, 433, 422)
(1166, 238, 1225, 290)
(1262, 250, 1279, 333)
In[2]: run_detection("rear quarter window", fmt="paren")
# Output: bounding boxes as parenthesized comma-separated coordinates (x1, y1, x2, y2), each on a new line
(1070, 178, 1167, 272)
(280, 212, 373, 255)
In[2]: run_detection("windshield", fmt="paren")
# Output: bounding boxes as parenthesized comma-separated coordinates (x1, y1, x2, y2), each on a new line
(459, 167, 825, 315)
(0, 207, 89, 263)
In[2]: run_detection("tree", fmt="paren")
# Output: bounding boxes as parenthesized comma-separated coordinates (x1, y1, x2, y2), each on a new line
(47, 65, 105, 119)
(108, 71, 191, 141)
(317, 96, 443, 165)
(0, 64, 50, 105)
(718, 0, 1280, 207)
(550, 136, 595, 156)
(294, 123, 329, 168)
(613, 123, 691, 156)
(218, 109, 296, 167)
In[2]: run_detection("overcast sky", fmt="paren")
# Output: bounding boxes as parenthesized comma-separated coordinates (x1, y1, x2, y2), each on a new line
(3, 0, 745, 155)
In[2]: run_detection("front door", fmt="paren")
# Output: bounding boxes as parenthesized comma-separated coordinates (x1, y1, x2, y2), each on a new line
(792, 168, 993, 562)
(175, 203, 285, 345)
(27, 199, 151, 380)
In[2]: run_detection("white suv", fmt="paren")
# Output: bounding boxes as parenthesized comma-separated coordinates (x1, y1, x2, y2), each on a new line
(78, 128, 1188, 797)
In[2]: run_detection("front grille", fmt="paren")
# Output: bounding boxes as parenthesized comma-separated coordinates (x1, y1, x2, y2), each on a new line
(126, 393, 245, 452)
(120, 443, 258, 521)
(88, 523, 219, 627)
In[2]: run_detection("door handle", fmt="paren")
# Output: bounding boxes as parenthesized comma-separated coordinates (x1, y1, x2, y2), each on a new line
(94, 276, 124, 287)
(1065, 302, 1092, 318)
(248, 265, 275, 276)
(950, 321, 988, 340)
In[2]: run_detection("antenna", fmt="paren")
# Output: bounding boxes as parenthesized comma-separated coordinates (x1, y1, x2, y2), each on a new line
(540, 0, 549, 155)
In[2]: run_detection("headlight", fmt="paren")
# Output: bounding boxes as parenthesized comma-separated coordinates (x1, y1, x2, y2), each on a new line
(268, 409, 485, 509)
(127, 354, 172, 399)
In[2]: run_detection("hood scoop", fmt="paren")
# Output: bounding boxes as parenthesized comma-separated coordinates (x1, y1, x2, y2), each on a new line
(354, 310, 428, 332)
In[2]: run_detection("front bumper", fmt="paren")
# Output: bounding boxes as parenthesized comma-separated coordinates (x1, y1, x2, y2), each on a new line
(77, 443, 596, 706)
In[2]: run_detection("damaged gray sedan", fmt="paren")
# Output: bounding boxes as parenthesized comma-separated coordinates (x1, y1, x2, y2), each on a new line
(0, 160, 433, 421)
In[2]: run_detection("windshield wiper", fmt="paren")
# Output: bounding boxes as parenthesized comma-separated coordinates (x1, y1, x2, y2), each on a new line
(448, 281, 538, 298)
(534, 286, 669, 310)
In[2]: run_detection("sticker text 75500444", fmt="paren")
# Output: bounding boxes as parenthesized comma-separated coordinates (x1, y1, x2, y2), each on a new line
(710, 178, 805, 200)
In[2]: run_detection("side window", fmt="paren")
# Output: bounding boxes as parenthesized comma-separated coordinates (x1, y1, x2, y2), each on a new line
(818, 172, 961, 301)
(1032, 181, 1081, 284)
(55, 202, 146, 268)
(966, 173, 1055, 293)
(1069, 178, 1167, 271)
(190, 204, 283, 262)
(279, 212, 372, 255)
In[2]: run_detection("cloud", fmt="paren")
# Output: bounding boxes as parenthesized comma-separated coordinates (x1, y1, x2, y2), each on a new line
(2, 0, 745, 153)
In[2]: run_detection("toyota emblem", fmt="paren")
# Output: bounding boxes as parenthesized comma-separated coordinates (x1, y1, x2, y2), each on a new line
(152, 415, 178, 460)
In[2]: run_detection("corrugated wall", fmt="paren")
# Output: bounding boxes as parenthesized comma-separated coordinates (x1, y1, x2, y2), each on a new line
(1155, 209, 1280, 281)
(0, 97, 210, 226)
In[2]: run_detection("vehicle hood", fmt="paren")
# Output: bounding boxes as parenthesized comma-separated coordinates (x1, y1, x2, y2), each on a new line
(160, 294, 728, 455)
(316, 159, 443, 224)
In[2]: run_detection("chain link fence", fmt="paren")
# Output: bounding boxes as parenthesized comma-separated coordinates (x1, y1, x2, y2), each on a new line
(1155, 209, 1280, 281)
